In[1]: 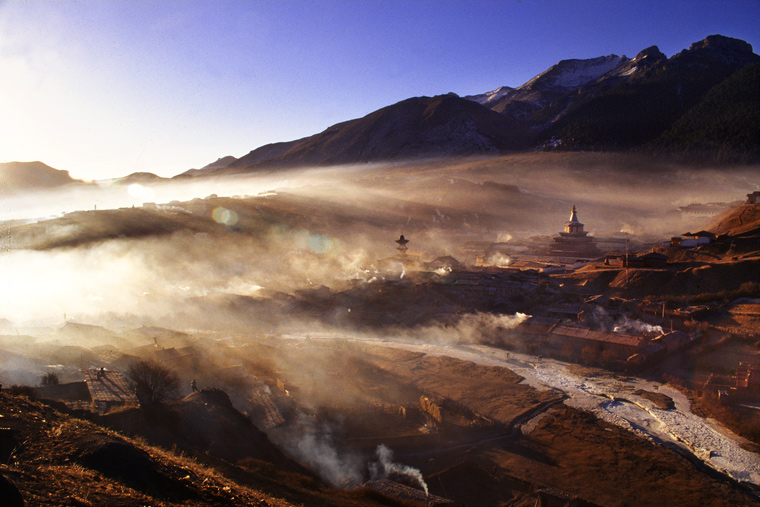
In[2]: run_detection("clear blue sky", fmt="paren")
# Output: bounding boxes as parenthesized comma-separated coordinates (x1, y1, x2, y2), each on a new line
(1, 0, 758, 180)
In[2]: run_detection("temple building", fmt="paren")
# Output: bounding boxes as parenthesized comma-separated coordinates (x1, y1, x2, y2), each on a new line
(549, 205, 601, 259)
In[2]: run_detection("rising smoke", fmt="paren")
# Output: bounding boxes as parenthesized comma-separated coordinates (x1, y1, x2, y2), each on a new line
(271, 414, 363, 487)
(586, 307, 664, 335)
(369, 444, 428, 495)
(404, 311, 530, 345)
(613, 316, 664, 335)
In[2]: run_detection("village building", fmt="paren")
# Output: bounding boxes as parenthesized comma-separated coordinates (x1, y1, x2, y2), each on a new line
(515, 315, 677, 368)
(549, 206, 601, 259)
(153, 346, 198, 370)
(670, 231, 715, 248)
(606, 251, 668, 268)
(33, 380, 91, 410)
(733, 361, 760, 391)
(546, 304, 584, 321)
(547, 325, 646, 360)
(33, 368, 138, 413)
(652, 330, 695, 354)
(747, 191, 760, 205)
(82, 368, 138, 413)
(364, 480, 457, 506)
(425, 255, 461, 272)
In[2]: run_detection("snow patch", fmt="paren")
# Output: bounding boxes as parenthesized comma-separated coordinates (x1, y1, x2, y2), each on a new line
(466, 86, 514, 106)
(519, 55, 628, 90)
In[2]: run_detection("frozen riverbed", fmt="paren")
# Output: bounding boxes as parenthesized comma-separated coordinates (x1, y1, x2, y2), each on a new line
(299, 333, 760, 487)
(397, 341, 760, 487)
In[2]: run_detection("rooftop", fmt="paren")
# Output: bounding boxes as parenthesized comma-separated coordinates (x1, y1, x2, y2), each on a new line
(82, 369, 137, 404)
(551, 325, 643, 347)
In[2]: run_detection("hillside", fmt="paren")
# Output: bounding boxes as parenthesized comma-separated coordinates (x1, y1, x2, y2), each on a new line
(202, 94, 532, 174)
(0, 390, 297, 507)
(707, 200, 760, 237)
(649, 62, 760, 162)
(0, 389, 436, 507)
(0, 161, 83, 193)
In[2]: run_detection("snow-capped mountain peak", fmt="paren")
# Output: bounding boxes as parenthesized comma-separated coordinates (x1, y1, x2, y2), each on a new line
(607, 46, 667, 77)
(518, 55, 629, 91)
(464, 86, 515, 107)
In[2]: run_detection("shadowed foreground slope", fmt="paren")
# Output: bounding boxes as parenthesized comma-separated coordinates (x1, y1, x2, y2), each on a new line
(0, 391, 428, 507)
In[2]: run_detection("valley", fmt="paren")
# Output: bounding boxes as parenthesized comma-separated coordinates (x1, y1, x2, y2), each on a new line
(1, 152, 759, 506)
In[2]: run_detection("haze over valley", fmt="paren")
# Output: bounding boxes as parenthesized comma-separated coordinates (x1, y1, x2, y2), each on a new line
(1, 16, 760, 507)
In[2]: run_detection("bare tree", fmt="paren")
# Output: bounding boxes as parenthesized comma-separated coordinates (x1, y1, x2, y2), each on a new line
(41, 372, 59, 386)
(127, 359, 180, 407)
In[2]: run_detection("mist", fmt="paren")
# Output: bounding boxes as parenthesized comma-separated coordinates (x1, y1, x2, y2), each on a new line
(2, 153, 756, 329)
(1, 153, 758, 503)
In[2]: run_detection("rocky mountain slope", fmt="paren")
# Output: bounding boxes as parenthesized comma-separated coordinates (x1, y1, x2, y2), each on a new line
(466, 54, 630, 121)
(707, 198, 760, 237)
(649, 61, 760, 160)
(542, 35, 760, 151)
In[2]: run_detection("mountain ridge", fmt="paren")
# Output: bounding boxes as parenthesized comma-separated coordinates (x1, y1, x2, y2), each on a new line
(540, 34, 760, 151)
(203, 34, 759, 175)
(4, 34, 757, 181)
(215, 93, 532, 174)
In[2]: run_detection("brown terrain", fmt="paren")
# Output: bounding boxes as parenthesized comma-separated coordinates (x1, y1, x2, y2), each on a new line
(1, 152, 759, 506)
(4, 335, 759, 507)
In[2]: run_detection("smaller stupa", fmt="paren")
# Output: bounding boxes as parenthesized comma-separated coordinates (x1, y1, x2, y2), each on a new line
(395, 234, 409, 256)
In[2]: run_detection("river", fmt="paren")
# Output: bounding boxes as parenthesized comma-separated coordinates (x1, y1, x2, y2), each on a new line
(300, 333, 760, 487)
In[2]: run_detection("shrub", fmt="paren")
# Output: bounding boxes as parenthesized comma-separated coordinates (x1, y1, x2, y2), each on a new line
(41, 372, 60, 386)
(127, 359, 180, 407)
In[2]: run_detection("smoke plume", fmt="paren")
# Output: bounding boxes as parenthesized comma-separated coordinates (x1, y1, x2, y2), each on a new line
(613, 315, 664, 335)
(369, 444, 428, 495)
(271, 415, 362, 487)
(407, 312, 529, 345)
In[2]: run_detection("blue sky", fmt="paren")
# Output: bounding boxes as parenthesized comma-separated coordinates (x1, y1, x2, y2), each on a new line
(1, 0, 758, 180)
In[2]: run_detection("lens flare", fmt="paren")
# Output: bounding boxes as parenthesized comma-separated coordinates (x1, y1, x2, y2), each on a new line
(212, 207, 238, 226)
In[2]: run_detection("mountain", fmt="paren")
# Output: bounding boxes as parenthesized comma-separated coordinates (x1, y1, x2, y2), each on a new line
(466, 55, 629, 122)
(114, 172, 168, 185)
(178, 156, 238, 178)
(186, 34, 758, 177)
(648, 62, 760, 161)
(0, 161, 82, 193)
(539, 35, 760, 149)
(205, 93, 532, 174)
(602, 46, 667, 80)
